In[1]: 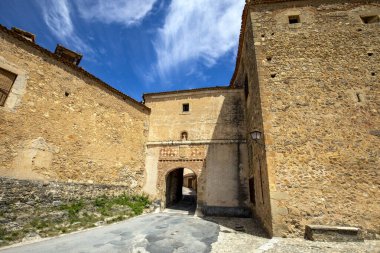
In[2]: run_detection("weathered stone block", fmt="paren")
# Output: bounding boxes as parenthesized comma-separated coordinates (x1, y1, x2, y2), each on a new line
(305, 225, 363, 242)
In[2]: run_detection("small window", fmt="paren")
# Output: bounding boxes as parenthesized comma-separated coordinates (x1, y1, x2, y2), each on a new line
(288, 15, 300, 24)
(356, 93, 362, 103)
(244, 75, 249, 99)
(360, 15, 380, 24)
(0, 67, 17, 106)
(181, 131, 188, 141)
(182, 103, 189, 112)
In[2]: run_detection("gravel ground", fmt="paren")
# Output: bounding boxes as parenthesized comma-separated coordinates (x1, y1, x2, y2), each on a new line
(209, 216, 380, 253)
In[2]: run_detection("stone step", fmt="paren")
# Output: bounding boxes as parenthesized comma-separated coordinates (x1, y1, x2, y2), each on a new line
(305, 225, 363, 242)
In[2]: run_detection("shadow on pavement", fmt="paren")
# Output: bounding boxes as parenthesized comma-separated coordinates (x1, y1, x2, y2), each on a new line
(163, 187, 197, 215)
(164, 187, 268, 238)
(202, 216, 268, 238)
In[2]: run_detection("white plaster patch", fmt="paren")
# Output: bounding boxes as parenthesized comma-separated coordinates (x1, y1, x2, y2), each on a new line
(7, 137, 59, 180)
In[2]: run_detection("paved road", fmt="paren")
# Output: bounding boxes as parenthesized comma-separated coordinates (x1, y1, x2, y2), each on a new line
(1, 213, 219, 253)
(2, 213, 379, 253)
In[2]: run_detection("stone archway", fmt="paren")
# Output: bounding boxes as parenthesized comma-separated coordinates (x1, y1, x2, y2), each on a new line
(165, 167, 197, 208)
(157, 160, 205, 210)
(155, 145, 207, 210)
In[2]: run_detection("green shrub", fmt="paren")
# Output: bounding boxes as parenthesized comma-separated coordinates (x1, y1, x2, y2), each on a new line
(30, 218, 49, 230)
(125, 194, 150, 215)
(94, 195, 108, 208)
(0, 227, 6, 240)
(93, 193, 150, 216)
(60, 200, 84, 221)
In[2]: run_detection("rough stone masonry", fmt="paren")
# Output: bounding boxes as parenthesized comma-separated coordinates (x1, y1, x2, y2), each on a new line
(231, 0, 379, 238)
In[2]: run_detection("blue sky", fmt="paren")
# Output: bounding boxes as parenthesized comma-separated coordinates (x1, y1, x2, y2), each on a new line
(0, 0, 244, 101)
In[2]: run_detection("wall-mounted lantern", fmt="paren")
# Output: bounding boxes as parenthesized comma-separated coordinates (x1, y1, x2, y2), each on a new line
(250, 130, 262, 141)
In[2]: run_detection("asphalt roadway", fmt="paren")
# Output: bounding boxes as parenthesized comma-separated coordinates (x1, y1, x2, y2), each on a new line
(0, 213, 219, 253)
(4, 210, 378, 253)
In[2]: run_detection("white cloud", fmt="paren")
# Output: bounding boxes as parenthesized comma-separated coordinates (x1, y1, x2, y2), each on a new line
(39, 0, 92, 54)
(154, 0, 245, 81)
(75, 0, 157, 26)
(40, 0, 73, 39)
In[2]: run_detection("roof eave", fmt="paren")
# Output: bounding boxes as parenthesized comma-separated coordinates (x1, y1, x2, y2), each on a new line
(229, 3, 249, 87)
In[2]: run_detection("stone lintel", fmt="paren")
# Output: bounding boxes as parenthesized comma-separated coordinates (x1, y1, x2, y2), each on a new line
(305, 225, 363, 242)
(147, 139, 246, 146)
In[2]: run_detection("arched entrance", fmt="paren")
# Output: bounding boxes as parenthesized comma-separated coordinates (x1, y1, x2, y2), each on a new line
(165, 167, 197, 212)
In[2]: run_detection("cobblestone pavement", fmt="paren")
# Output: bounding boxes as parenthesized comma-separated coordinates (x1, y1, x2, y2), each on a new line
(208, 216, 380, 253)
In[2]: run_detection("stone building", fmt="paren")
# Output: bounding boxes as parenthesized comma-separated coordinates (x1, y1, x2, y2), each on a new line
(0, 25, 150, 188)
(0, 0, 379, 239)
(231, 0, 379, 238)
(142, 88, 250, 215)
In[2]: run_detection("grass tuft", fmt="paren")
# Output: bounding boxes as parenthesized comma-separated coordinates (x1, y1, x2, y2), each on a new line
(0, 193, 151, 247)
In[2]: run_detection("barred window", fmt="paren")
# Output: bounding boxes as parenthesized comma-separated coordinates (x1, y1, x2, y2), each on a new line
(0, 67, 17, 106)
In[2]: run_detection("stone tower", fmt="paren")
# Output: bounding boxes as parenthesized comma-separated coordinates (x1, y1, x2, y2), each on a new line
(231, 0, 380, 238)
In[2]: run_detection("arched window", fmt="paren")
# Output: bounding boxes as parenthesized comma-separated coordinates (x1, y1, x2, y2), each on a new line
(181, 131, 188, 141)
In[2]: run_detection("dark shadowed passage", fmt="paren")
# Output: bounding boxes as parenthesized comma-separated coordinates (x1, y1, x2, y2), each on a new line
(165, 168, 197, 214)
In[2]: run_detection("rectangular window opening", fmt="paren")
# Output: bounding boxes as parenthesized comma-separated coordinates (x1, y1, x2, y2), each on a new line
(360, 15, 380, 24)
(0, 67, 17, 106)
(249, 177, 255, 205)
(258, 160, 265, 204)
(244, 75, 249, 99)
(182, 103, 189, 112)
(288, 15, 300, 24)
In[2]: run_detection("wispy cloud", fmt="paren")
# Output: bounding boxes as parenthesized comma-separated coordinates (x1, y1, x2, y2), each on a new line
(38, 0, 92, 54)
(40, 0, 72, 39)
(153, 0, 245, 82)
(75, 0, 157, 26)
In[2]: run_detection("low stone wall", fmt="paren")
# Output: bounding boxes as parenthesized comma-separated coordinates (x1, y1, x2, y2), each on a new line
(0, 177, 138, 206)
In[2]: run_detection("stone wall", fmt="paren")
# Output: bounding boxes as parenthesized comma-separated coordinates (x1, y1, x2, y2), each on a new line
(233, 12, 273, 235)
(0, 177, 138, 206)
(144, 88, 245, 142)
(0, 29, 150, 186)
(234, 0, 380, 238)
